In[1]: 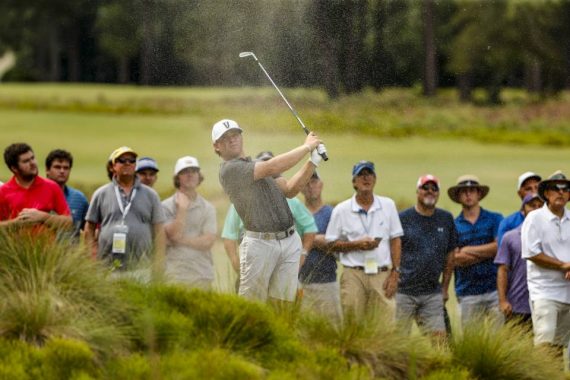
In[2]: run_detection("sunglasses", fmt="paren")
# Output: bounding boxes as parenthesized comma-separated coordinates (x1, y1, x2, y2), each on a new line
(420, 184, 439, 192)
(116, 158, 136, 164)
(545, 183, 570, 192)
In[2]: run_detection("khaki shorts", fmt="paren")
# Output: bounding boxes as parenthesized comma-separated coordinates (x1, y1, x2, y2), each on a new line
(340, 267, 395, 321)
(301, 281, 342, 324)
(238, 232, 302, 302)
(531, 298, 570, 347)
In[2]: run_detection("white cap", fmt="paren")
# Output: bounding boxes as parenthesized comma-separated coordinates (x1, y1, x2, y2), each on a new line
(517, 171, 541, 191)
(174, 156, 200, 175)
(211, 119, 242, 143)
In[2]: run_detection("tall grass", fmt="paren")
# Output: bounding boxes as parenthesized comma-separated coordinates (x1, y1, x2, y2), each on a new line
(0, 228, 131, 358)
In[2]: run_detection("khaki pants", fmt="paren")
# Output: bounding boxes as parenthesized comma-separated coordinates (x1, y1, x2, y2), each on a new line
(340, 267, 395, 321)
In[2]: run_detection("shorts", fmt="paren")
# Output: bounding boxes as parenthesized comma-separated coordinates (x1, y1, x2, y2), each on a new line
(238, 231, 302, 302)
(395, 292, 445, 334)
(457, 290, 503, 328)
(531, 298, 570, 347)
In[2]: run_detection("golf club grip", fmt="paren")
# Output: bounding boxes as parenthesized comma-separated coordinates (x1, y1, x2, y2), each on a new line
(317, 143, 329, 161)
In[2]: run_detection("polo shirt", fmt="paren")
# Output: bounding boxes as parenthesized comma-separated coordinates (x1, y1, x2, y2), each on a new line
(454, 207, 503, 297)
(325, 194, 404, 268)
(299, 204, 337, 284)
(0, 176, 70, 220)
(398, 207, 458, 296)
(85, 178, 165, 266)
(221, 197, 317, 240)
(497, 210, 524, 246)
(219, 158, 293, 232)
(162, 194, 217, 284)
(64, 185, 89, 238)
(494, 225, 530, 314)
(522, 204, 570, 304)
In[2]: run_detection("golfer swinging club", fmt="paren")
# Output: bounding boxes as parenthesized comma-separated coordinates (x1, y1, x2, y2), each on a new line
(212, 119, 326, 303)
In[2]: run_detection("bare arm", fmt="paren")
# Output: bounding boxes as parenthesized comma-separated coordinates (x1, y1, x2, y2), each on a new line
(461, 241, 498, 259)
(497, 265, 512, 316)
(7, 208, 72, 230)
(441, 249, 455, 303)
(164, 192, 190, 243)
(275, 161, 318, 198)
(327, 238, 380, 253)
(178, 233, 216, 251)
(383, 237, 401, 299)
(223, 238, 240, 273)
(527, 253, 570, 271)
(299, 232, 315, 268)
(84, 221, 98, 258)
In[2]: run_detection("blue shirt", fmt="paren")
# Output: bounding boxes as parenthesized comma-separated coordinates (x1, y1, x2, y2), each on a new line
(64, 185, 89, 239)
(299, 205, 337, 284)
(398, 207, 458, 296)
(497, 210, 524, 247)
(454, 207, 503, 297)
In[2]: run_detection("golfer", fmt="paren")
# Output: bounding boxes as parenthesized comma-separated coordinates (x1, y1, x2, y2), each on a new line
(212, 119, 324, 303)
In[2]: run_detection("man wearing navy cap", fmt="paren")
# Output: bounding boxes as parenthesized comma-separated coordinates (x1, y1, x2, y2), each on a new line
(326, 160, 403, 320)
(136, 157, 159, 188)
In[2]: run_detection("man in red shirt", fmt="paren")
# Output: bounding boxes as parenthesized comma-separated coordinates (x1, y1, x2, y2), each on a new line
(0, 143, 71, 229)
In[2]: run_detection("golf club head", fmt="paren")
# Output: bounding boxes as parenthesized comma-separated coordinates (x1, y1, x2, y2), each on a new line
(239, 51, 257, 60)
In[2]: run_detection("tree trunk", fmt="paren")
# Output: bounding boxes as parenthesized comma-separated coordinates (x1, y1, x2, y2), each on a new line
(140, 0, 153, 85)
(118, 56, 129, 84)
(525, 57, 542, 94)
(67, 24, 81, 82)
(48, 24, 61, 82)
(457, 73, 471, 102)
(422, 0, 437, 97)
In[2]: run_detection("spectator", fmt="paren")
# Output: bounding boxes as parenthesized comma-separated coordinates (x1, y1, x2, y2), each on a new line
(84, 146, 166, 280)
(0, 143, 71, 230)
(299, 171, 342, 323)
(325, 161, 403, 321)
(522, 171, 570, 358)
(45, 149, 89, 240)
(212, 119, 323, 303)
(162, 156, 217, 290)
(496, 192, 543, 327)
(396, 174, 457, 339)
(447, 175, 503, 328)
(497, 172, 541, 245)
(136, 156, 159, 188)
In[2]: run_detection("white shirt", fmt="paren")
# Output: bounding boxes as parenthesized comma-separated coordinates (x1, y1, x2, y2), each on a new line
(325, 194, 403, 268)
(522, 204, 570, 303)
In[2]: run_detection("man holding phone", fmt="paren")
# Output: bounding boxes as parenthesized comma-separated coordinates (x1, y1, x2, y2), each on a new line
(396, 174, 458, 340)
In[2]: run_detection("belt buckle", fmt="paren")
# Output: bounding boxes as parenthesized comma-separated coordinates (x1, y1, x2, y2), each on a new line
(276, 231, 285, 240)
(262, 233, 271, 240)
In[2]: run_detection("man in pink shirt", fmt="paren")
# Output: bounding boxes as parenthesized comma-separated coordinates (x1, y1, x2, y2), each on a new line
(0, 143, 71, 229)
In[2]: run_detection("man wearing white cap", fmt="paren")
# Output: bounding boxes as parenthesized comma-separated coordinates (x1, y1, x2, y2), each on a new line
(85, 146, 166, 280)
(497, 171, 541, 246)
(212, 119, 324, 303)
(162, 156, 217, 290)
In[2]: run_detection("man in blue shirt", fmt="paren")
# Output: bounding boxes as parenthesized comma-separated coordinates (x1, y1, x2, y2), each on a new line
(45, 149, 89, 240)
(497, 171, 541, 246)
(447, 174, 503, 328)
(397, 174, 457, 339)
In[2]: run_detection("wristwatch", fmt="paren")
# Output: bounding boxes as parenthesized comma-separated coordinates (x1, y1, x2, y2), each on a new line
(391, 266, 401, 273)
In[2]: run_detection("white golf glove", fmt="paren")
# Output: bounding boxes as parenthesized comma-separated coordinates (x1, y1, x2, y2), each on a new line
(309, 144, 327, 167)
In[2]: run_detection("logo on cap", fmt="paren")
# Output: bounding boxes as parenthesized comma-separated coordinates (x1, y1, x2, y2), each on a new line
(223, 121, 231, 129)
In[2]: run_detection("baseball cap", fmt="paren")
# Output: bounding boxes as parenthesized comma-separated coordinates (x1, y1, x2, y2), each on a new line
(255, 151, 274, 162)
(109, 146, 137, 164)
(352, 161, 375, 177)
(517, 171, 541, 191)
(135, 157, 159, 172)
(174, 156, 200, 175)
(521, 193, 541, 208)
(211, 119, 242, 143)
(417, 174, 440, 189)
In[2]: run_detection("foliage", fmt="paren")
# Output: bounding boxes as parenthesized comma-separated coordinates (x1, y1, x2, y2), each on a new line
(0, 228, 132, 358)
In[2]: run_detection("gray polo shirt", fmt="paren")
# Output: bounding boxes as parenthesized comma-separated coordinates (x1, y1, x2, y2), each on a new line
(162, 194, 217, 285)
(219, 158, 293, 232)
(85, 178, 165, 266)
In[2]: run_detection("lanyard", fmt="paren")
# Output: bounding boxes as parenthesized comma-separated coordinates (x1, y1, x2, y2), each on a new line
(114, 185, 137, 222)
(358, 211, 372, 236)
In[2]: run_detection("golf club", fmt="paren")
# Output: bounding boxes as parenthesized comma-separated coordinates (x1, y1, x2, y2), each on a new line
(239, 51, 328, 161)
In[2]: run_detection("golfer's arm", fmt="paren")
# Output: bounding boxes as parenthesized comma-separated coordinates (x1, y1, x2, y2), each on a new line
(253, 144, 311, 181)
(276, 161, 315, 198)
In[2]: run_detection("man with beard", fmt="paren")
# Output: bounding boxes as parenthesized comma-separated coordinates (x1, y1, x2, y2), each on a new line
(396, 174, 457, 339)
(0, 143, 71, 229)
(325, 161, 403, 320)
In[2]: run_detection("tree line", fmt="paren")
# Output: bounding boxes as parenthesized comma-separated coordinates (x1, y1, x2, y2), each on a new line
(1, 0, 569, 103)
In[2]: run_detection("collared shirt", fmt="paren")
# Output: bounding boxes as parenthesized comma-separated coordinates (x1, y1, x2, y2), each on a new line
(522, 204, 570, 304)
(494, 225, 531, 314)
(0, 176, 70, 220)
(497, 210, 524, 246)
(325, 194, 403, 268)
(454, 207, 503, 297)
(64, 185, 89, 238)
(221, 197, 317, 241)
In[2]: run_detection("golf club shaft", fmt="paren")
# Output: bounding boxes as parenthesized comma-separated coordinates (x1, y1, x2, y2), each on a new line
(243, 53, 328, 161)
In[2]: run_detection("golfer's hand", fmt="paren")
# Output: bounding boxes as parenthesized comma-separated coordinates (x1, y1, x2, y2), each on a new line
(304, 132, 321, 151)
(309, 149, 322, 167)
(383, 271, 399, 299)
